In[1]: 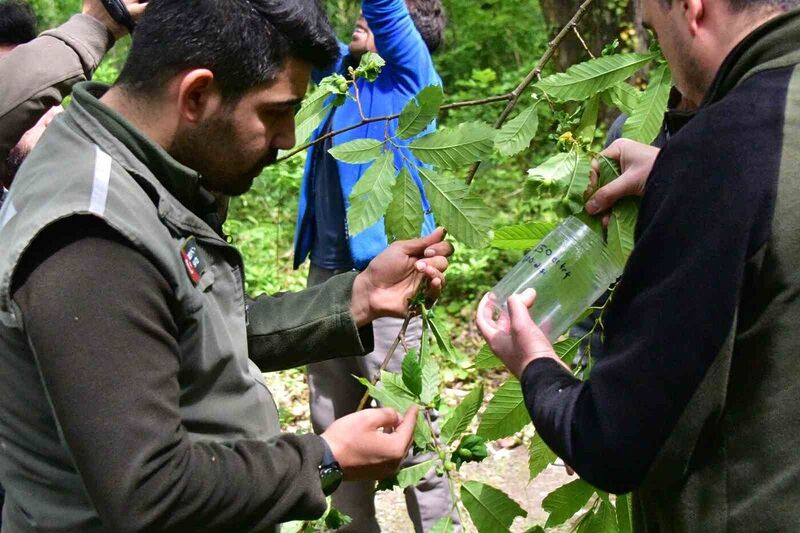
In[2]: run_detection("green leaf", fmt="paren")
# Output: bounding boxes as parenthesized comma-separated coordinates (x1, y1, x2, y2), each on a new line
(554, 338, 581, 365)
(397, 459, 436, 489)
(385, 167, 424, 241)
(577, 501, 619, 533)
(528, 150, 591, 213)
(376, 475, 399, 492)
(454, 434, 489, 468)
(543, 479, 596, 528)
(324, 507, 353, 530)
(293, 88, 331, 146)
(495, 104, 540, 156)
(381, 371, 416, 402)
(354, 52, 386, 82)
(347, 151, 397, 236)
(477, 379, 530, 441)
(607, 197, 639, 265)
(355, 375, 433, 448)
(616, 494, 633, 533)
(440, 386, 483, 445)
(461, 481, 527, 533)
(536, 53, 655, 102)
(475, 344, 503, 370)
(525, 527, 546, 533)
(420, 349, 441, 406)
(397, 85, 444, 139)
(623, 64, 672, 144)
(418, 167, 493, 248)
(577, 95, 600, 142)
(597, 155, 621, 189)
(318, 73, 350, 107)
(604, 82, 642, 116)
(491, 222, 555, 250)
(528, 432, 558, 480)
(410, 122, 497, 170)
(401, 350, 423, 398)
(329, 138, 384, 164)
(427, 313, 456, 361)
(431, 517, 455, 533)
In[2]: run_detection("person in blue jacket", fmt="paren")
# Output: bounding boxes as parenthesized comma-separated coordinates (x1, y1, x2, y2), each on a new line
(294, 1, 459, 531)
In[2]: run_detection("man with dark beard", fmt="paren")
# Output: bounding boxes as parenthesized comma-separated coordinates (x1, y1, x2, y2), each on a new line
(0, 0, 454, 531)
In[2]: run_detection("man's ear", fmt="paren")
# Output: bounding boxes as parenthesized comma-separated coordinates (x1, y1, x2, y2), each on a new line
(683, 0, 705, 37)
(176, 69, 222, 124)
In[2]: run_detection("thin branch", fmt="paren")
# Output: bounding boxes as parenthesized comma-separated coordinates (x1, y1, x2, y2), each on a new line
(424, 409, 466, 526)
(276, 94, 513, 163)
(464, 0, 596, 184)
(573, 26, 596, 59)
(356, 311, 414, 412)
(350, 73, 368, 121)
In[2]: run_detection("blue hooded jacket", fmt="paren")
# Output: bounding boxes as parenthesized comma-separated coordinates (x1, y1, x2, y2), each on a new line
(293, 0, 442, 270)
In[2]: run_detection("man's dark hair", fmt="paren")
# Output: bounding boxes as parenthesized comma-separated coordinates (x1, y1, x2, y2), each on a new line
(0, 0, 37, 46)
(658, 0, 800, 11)
(117, 0, 339, 101)
(407, 0, 446, 54)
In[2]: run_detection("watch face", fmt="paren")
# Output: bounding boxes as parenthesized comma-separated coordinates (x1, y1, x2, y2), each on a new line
(320, 463, 343, 496)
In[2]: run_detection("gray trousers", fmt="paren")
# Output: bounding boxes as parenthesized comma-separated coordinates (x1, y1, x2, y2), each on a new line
(307, 265, 460, 532)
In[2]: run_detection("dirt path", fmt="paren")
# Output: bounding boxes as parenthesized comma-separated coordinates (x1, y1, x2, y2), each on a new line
(376, 446, 573, 532)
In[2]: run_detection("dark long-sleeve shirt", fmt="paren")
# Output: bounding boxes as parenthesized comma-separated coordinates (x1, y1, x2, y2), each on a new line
(521, 15, 796, 499)
(10, 217, 330, 530)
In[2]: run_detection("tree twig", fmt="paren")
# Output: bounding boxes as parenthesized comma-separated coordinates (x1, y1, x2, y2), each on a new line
(276, 94, 513, 163)
(464, 0, 596, 185)
(424, 409, 466, 526)
(356, 311, 414, 411)
(573, 26, 596, 59)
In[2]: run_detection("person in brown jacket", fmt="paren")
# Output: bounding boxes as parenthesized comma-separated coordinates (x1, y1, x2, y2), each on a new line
(0, 0, 147, 196)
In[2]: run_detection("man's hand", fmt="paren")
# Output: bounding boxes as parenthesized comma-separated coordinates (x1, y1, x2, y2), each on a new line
(321, 406, 418, 481)
(476, 289, 569, 379)
(585, 138, 660, 216)
(83, 0, 148, 39)
(351, 228, 453, 325)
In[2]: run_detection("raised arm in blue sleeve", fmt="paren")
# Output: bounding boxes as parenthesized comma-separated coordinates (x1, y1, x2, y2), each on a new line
(362, 0, 436, 91)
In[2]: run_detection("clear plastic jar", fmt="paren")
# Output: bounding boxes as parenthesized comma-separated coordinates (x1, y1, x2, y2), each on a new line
(489, 216, 623, 342)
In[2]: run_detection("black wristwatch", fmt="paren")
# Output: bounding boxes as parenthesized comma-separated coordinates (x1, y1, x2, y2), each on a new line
(319, 439, 343, 496)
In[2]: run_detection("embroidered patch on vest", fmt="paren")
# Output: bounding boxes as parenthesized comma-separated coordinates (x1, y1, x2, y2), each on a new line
(180, 236, 206, 285)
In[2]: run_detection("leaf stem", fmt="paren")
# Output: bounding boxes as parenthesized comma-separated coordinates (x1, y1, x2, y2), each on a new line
(356, 311, 414, 412)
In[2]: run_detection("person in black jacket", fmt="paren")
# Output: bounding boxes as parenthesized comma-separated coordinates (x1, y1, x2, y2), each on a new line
(479, 0, 800, 530)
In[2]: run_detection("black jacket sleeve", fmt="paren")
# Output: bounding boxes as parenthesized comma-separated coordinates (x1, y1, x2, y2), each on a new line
(521, 70, 783, 493)
(12, 217, 328, 532)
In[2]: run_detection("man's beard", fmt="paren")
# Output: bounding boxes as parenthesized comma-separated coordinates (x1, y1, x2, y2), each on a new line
(172, 118, 277, 197)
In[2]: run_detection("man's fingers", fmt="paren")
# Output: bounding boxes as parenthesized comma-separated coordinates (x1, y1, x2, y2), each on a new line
(127, 1, 147, 20)
(361, 407, 402, 430)
(397, 227, 447, 255)
(599, 138, 625, 161)
(423, 241, 454, 259)
(507, 293, 536, 334)
(585, 173, 639, 215)
(476, 293, 500, 340)
(396, 405, 419, 441)
(416, 255, 448, 274)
